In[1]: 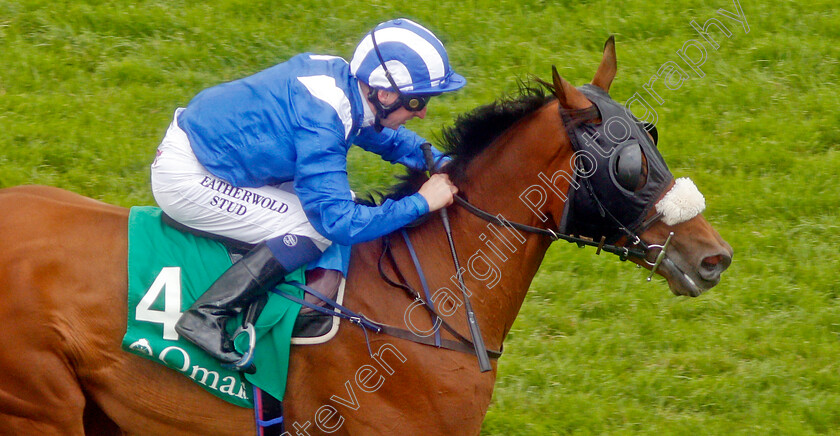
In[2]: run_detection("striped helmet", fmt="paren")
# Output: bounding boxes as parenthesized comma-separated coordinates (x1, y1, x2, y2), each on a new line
(350, 18, 466, 95)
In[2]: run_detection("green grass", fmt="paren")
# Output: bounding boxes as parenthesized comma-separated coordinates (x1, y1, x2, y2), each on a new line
(2, 0, 839, 434)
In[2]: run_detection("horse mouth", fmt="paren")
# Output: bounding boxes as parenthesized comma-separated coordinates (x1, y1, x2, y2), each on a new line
(659, 257, 715, 297)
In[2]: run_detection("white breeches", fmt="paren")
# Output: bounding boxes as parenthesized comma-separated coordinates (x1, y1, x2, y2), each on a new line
(150, 109, 331, 249)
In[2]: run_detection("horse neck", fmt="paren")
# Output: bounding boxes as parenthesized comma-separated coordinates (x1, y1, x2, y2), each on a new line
(430, 100, 575, 347)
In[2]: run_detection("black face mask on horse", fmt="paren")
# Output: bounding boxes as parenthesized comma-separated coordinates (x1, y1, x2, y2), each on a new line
(558, 83, 672, 244)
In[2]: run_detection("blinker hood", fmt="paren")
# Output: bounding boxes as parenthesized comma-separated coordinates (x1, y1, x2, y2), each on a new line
(558, 84, 674, 243)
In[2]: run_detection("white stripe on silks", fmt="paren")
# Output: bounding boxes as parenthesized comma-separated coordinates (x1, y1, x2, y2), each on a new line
(308, 54, 346, 62)
(350, 27, 445, 86)
(655, 177, 706, 226)
(296, 75, 353, 139)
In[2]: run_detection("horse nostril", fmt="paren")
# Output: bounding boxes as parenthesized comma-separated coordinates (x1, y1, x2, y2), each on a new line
(699, 253, 732, 281)
(701, 255, 721, 270)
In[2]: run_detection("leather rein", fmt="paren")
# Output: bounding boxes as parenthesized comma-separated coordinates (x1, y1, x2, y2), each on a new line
(371, 162, 669, 364)
(452, 193, 650, 261)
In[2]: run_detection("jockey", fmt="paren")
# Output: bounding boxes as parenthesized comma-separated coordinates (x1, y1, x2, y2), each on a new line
(150, 18, 464, 368)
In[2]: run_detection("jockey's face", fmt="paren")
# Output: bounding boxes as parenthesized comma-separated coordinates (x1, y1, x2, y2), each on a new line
(376, 90, 429, 130)
(379, 105, 428, 130)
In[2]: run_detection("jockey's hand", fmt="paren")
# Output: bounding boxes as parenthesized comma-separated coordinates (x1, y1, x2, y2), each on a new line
(419, 173, 458, 212)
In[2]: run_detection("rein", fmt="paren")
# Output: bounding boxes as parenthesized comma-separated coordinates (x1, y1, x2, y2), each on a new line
(366, 190, 662, 367)
(377, 233, 503, 359)
(451, 192, 674, 280)
(420, 144, 492, 372)
(437, 92, 682, 285)
(366, 120, 675, 367)
(452, 193, 648, 260)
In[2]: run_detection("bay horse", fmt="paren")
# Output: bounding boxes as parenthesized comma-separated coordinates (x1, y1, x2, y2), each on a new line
(0, 39, 732, 435)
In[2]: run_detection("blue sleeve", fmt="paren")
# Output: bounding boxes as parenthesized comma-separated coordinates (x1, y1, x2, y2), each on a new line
(292, 125, 430, 246)
(355, 126, 451, 171)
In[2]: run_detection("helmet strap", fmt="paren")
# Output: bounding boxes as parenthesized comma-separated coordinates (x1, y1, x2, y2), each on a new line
(367, 27, 408, 132)
(367, 87, 401, 132)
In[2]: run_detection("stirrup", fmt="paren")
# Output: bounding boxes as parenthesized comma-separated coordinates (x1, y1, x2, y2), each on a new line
(222, 323, 257, 374)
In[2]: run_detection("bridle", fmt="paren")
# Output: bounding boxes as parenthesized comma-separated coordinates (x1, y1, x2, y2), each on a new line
(430, 91, 678, 280)
(388, 126, 675, 371)
(373, 86, 682, 372)
(369, 110, 677, 372)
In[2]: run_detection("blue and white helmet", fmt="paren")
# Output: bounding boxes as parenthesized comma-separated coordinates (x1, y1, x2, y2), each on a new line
(350, 18, 466, 96)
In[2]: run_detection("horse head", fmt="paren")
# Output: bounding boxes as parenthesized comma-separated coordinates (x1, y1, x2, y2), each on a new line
(546, 36, 733, 297)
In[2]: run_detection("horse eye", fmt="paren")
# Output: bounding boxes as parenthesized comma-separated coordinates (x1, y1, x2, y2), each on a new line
(614, 143, 644, 192)
(641, 122, 659, 147)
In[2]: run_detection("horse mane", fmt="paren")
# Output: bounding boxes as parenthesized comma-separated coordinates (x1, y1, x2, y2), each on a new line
(365, 81, 554, 205)
(441, 81, 553, 180)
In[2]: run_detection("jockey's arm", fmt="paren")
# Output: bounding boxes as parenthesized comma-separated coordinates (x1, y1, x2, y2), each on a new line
(293, 127, 431, 246)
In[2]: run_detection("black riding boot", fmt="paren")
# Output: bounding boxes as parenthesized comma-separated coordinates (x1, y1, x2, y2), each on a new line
(175, 241, 288, 365)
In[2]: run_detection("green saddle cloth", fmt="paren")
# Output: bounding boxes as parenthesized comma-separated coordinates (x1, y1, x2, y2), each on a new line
(122, 206, 303, 408)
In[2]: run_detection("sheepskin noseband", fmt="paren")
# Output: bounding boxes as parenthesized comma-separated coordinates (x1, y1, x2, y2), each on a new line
(655, 177, 706, 225)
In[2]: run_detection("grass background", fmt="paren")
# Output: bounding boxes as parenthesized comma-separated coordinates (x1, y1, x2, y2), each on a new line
(2, 0, 838, 433)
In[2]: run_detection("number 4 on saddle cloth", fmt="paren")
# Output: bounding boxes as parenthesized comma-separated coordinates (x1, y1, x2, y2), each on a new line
(123, 206, 349, 409)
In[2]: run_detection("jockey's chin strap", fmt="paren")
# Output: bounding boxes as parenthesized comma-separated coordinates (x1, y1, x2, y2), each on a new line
(366, 87, 400, 133)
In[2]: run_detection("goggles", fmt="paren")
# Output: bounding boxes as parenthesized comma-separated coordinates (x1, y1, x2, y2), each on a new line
(399, 93, 434, 112)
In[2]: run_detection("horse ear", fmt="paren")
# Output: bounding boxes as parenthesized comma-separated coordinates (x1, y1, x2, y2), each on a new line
(550, 65, 569, 108)
(591, 35, 617, 93)
(551, 65, 593, 110)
